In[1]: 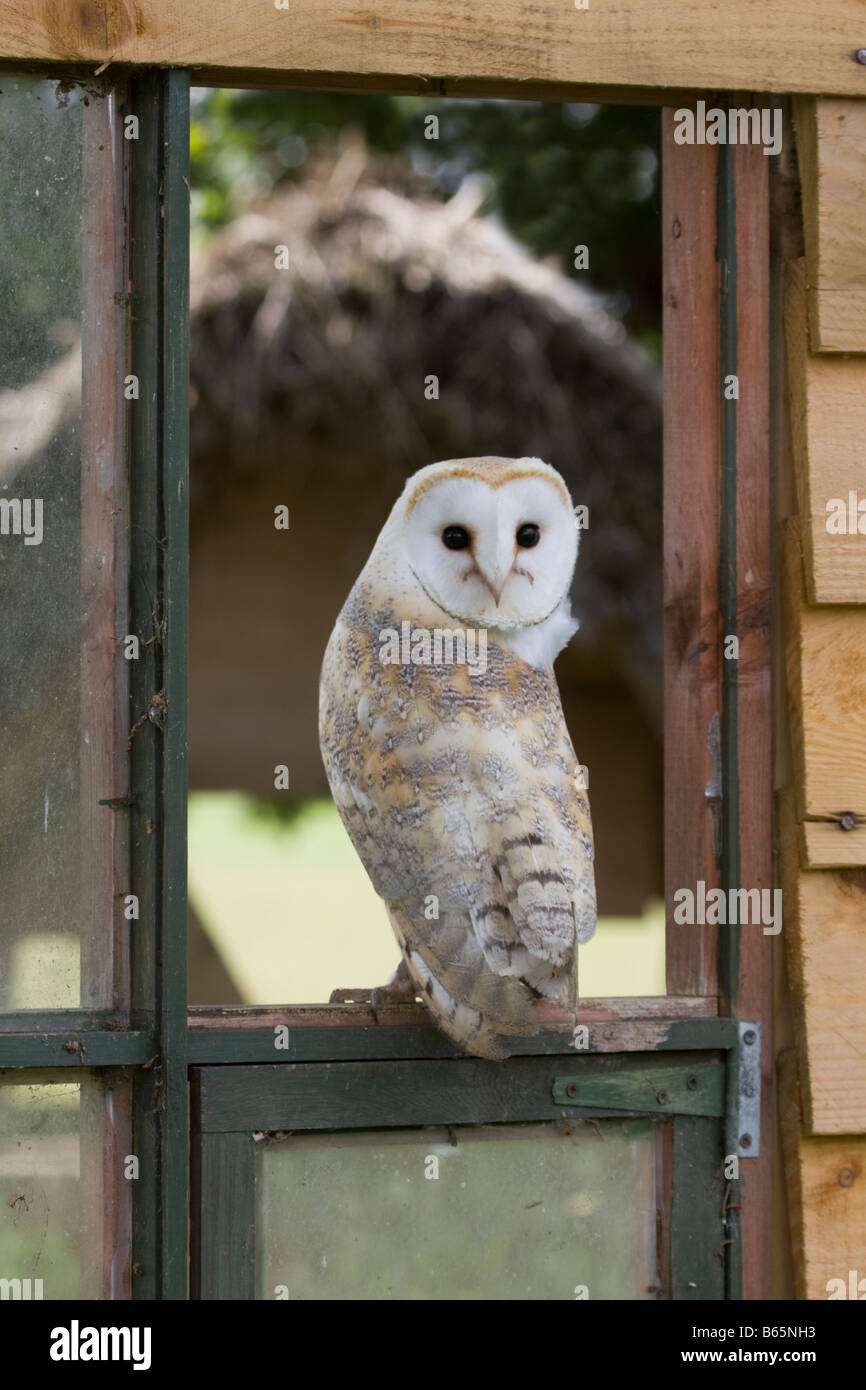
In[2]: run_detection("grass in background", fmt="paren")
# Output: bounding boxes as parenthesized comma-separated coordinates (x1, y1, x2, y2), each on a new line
(188, 792, 665, 1005)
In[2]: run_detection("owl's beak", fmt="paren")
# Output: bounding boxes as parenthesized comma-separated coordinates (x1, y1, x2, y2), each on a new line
(477, 567, 510, 607)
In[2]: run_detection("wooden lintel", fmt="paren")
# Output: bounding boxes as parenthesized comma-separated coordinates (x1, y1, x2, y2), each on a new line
(1, 2, 866, 98)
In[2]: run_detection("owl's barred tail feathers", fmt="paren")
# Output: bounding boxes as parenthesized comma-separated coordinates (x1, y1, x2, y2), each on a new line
(386, 902, 559, 1061)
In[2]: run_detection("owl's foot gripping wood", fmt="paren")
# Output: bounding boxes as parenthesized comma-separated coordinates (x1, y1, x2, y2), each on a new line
(329, 958, 418, 1022)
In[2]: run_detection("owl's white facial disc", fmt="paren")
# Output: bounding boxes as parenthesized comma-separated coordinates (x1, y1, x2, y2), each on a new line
(403, 470, 578, 629)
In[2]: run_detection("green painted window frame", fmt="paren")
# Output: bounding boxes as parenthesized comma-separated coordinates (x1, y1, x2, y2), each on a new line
(189, 1046, 732, 1300)
(0, 66, 772, 1303)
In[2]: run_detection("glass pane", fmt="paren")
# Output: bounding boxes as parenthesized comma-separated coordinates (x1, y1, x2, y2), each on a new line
(0, 1076, 131, 1299)
(257, 1119, 658, 1300)
(187, 91, 664, 1010)
(0, 77, 126, 1010)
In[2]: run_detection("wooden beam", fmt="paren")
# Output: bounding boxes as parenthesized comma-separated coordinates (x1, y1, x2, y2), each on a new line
(783, 520, 866, 820)
(732, 139, 774, 1302)
(794, 98, 866, 352)
(785, 259, 866, 602)
(79, 75, 129, 1014)
(3, 2, 866, 97)
(663, 111, 721, 999)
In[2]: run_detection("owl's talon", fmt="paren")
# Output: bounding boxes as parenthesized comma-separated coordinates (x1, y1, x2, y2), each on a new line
(329, 961, 417, 1022)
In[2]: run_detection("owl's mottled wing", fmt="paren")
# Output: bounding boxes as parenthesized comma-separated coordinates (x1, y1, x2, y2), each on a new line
(319, 597, 596, 1058)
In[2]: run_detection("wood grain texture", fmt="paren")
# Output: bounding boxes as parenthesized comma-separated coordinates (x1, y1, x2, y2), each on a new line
(2, 1, 866, 95)
(794, 98, 866, 352)
(783, 521, 866, 820)
(196, 1052, 724, 1132)
(732, 141, 774, 1301)
(188, 995, 720, 1030)
(800, 817, 866, 868)
(79, 88, 128, 1011)
(779, 1051, 866, 1299)
(785, 259, 866, 603)
(186, 1008, 732, 1064)
(780, 794, 866, 1134)
(80, 1076, 132, 1299)
(663, 113, 721, 998)
(191, 1131, 255, 1300)
(671, 1116, 726, 1300)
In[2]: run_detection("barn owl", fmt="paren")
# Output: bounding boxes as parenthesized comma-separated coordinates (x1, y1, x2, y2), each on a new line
(319, 456, 596, 1059)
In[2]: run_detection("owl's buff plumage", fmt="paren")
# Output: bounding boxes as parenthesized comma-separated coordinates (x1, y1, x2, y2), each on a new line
(319, 457, 596, 1059)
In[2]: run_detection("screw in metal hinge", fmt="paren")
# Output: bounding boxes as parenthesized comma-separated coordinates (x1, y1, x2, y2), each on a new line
(740, 1133, 753, 1149)
(743, 1029, 756, 1045)
(656, 1090, 669, 1105)
(565, 1082, 578, 1099)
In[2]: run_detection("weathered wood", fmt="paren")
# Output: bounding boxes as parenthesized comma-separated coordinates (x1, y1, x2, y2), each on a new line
(553, 1060, 725, 1116)
(79, 82, 128, 1012)
(731, 140, 774, 1303)
(663, 111, 721, 999)
(783, 520, 866, 819)
(188, 995, 719, 1031)
(779, 831, 866, 1135)
(670, 1116, 726, 1300)
(78, 85, 133, 1302)
(785, 259, 866, 602)
(769, 137, 801, 1299)
(80, 1075, 133, 1299)
(191, 1131, 255, 1300)
(794, 98, 866, 352)
(779, 1050, 866, 1300)
(2, 2, 866, 96)
(196, 1052, 724, 1133)
(187, 1013, 734, 1064)
(0, 1030, 151, 1067)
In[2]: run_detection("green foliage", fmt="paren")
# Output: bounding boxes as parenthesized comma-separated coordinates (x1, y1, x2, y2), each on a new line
(190, 89, 660, 340)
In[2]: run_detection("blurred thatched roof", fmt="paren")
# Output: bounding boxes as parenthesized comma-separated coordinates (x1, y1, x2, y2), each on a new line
(190, 145, 663, 725)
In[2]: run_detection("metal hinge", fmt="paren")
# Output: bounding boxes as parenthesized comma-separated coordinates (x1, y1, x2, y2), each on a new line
(735, 1021, 761, 1157)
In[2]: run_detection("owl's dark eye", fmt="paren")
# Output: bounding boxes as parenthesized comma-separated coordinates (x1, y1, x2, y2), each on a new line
(516, 523, 540, 548)
(442, 525, 471, 551)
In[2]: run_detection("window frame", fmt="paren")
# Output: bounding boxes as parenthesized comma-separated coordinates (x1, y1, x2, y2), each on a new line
(0, 68, 774, 1302)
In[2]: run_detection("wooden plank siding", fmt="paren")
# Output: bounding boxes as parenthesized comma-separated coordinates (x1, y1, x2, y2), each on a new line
(779, 96, 866, 1295)
(1, 1, 866, 98)
(779, 1051, 866, 1300)
(785, 259, 866, 603)
(793, 98, 866, 352)
(783, 520, 866, 822)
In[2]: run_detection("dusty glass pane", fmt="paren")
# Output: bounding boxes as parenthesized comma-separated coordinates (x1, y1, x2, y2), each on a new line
(0, 1075, 128, 1300)
(0, 78, 124, 1010)
(257, 1119, 657, 1300)
(0, 1080, 81, 1298)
